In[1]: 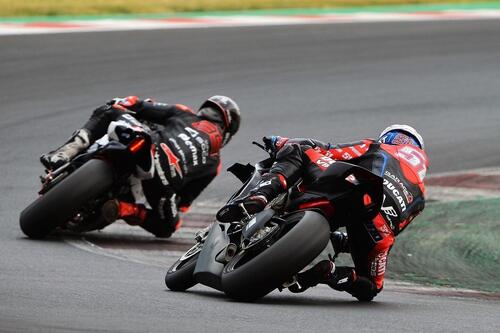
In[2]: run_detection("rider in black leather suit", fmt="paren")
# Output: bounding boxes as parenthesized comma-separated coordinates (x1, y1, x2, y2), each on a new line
(41, 95, 241, 238)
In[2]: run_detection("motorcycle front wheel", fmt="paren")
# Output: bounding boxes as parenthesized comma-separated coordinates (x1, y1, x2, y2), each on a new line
(165, 243, 202, 291)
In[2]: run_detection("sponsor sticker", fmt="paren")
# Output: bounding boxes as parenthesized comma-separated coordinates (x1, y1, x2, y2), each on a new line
(383, 179, 407, 212)
(178, 132, 199, 167)
(384, 170, 414, 203)
(370, 252, 388, 277)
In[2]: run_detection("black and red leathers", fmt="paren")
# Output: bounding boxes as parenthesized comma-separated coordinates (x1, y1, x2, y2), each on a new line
(256, 137, 428, 301)
(83, 98, 224, 237)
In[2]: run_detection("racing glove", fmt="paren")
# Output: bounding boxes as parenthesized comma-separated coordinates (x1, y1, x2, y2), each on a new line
(108, 95, 142, 112)
(262, 136, 289, 155)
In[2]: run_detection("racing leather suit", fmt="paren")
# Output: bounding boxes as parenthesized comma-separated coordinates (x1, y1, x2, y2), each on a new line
(260, 137, 428, 300)
(84, 100, 223, 237)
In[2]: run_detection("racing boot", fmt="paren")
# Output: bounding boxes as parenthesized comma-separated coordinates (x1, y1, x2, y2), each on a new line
(102, 199, 147, 226)
(288, 260, 375, 301)
(288, 260, 336, 293)
(40, 129, 91, 170)
(140, 215, 181, 239)
(216, 173, 287, 222)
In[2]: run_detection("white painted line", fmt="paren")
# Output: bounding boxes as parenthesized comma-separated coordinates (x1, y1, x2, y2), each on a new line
(65, 237, 181, 268)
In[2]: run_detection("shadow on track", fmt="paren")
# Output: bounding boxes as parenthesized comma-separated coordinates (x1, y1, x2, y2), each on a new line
(180, 289, 401, 309)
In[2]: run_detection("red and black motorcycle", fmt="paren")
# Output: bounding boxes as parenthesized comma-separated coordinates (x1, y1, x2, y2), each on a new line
(165, 143, 384, 301)
(20, 113, 154, 239)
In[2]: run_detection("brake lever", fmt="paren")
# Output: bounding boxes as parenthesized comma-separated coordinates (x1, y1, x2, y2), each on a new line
(252, 141, 266, 151)
(252, 141, 276, 158)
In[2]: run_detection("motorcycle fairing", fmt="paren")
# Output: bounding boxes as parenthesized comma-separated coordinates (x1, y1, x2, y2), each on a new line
(193, 223, 230, 291)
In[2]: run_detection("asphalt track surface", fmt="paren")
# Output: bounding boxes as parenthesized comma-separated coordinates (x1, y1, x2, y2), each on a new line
(2, 20, 500, 332)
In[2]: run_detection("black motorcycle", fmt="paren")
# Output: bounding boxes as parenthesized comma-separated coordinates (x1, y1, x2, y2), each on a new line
(20, 113, 155, 239)
(165, 144, 384, 301)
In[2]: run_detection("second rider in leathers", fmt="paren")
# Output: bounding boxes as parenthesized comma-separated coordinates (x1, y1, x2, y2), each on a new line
(41, 95, 241, 238)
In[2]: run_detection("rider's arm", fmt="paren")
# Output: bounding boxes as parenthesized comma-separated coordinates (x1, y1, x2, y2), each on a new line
(133, 101, 195, 124)
(269, 141, 339, 186)
(264, 136, 330, 152)
(111, 96, 195, 124)
(268, 143, 309, 185)
(326, 139, 374, 160)
(286, 138, 330, 149)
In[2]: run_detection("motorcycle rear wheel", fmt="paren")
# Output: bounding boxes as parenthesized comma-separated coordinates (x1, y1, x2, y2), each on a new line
(221, 210, 330, 301)
(19, 159, 114, 239)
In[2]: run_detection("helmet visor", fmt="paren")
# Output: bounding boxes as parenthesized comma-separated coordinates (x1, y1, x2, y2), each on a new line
(379, 130, 420, 148)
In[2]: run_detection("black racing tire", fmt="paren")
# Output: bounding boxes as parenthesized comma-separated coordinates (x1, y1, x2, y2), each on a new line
(221, 210, 330, 301)
(165, 251, 200, 291)
(19, 159, 114, 239)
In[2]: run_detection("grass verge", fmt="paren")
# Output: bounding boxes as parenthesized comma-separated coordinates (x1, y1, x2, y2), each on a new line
(323, 197, 499, 293)
(1, 1, 499, 17)
(386, 198, 500, 292)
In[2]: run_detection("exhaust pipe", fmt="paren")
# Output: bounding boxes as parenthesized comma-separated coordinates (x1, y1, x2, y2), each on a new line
(216, 243, 238, 263)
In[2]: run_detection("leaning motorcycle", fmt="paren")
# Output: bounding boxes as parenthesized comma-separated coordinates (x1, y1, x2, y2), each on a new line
(165, 143, 384, 301)
(20, 113, 155, 239)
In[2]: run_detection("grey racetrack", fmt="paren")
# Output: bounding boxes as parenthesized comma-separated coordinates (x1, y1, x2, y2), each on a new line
(1, 20, 500, 332)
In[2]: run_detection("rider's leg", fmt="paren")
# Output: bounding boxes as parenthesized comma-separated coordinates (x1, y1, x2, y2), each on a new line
(101, 196, 180, 238)
(40, 104, 123, 170)
(289, 226, 378, 301)
(288, 259, 374, 300)
(216, 172, 287, 222)
(102, 199, 148, 225)
(40, 129, 91, 170)
(139, 178, 182, 238)
(216, 144, 306, 222)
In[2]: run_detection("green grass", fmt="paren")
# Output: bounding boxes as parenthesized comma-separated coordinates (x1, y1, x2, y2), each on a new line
(386, 198, 500, 292)
(1, 0, 499, 17)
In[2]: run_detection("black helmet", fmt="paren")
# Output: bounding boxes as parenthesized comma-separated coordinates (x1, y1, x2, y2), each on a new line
(198, 95, 241, 146)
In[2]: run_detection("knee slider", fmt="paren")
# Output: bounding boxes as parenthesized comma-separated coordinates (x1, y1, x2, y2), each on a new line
(350, 276, 379, 302)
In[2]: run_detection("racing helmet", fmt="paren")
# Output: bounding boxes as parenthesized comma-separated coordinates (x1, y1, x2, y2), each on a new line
(198, 95, 241, 146)
(378, 124, 425, 150)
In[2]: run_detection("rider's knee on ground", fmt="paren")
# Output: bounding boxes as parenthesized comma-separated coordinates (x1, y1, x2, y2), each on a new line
(348, 276, 380, 302)
(140, 214, 177, 238)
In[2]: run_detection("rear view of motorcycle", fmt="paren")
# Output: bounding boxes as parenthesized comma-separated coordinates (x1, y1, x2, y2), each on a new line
(165, 143, 383, 301)
(19, 113, 154, 239)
